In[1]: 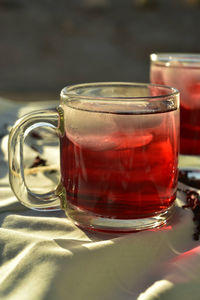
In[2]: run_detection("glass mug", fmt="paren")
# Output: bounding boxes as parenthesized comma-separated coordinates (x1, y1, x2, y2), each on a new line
(8, 82, 180, 233)
(150, 53, 200, 173)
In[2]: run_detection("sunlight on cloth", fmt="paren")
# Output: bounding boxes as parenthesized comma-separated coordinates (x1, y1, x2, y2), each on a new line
(138, 280, 174, 300)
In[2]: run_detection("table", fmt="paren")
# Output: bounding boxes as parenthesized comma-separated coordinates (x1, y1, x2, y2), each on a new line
(0, 97, 200, 300)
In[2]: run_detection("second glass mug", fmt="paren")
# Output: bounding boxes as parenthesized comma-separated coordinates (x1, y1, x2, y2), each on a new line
(8, 82, 180, 233)
(150, 53, 200, 172)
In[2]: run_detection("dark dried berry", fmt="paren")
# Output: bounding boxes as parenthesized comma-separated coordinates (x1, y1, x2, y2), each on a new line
(30, 131, 43, 140)
(30, 156, 47, 168)
(184, 191, 200, 210)
(193, 232, 199, 241)
(180, 187, 200, 241)
(30, 145, 39, 152)
(49, 170, 57, 174)
(190, 204, 200, 220)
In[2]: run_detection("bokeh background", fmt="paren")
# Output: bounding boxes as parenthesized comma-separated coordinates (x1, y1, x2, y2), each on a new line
(0, 0, 200, 101)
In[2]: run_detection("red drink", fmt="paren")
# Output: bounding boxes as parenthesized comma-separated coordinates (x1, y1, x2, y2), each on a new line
(60, 108, 179, 220)
(150, 56, 200, 155)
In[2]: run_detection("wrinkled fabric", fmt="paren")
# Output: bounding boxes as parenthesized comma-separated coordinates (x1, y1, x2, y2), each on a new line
(0, 98, 200, 300)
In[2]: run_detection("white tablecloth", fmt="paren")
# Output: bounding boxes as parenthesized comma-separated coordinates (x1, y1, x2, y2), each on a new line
(0, 98, 199, 300)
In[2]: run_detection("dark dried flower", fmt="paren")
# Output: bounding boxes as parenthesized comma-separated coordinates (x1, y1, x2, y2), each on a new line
(30, 131, 43, 140)
(30, 155, 47, 168)
(30, 145, 39, 152)
(179, 187, 200, 241)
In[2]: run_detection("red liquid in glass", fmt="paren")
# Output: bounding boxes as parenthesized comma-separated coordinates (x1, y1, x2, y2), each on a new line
(60, 109, 178, 220)
(151, 63, 200, 155)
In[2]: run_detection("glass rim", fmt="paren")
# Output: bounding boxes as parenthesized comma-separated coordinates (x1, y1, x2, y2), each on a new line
(60, 82, 179, 101)
(150, 53, 200, 67)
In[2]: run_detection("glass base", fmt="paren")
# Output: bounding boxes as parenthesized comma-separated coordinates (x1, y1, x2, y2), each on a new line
(65, 203, 174, 233)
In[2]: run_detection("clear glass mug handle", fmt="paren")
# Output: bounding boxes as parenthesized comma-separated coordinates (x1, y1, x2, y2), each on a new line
(8, 108, 64, 211)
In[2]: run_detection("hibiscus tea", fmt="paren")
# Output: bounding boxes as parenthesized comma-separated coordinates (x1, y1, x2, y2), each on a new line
(60, 102, 179, 229)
